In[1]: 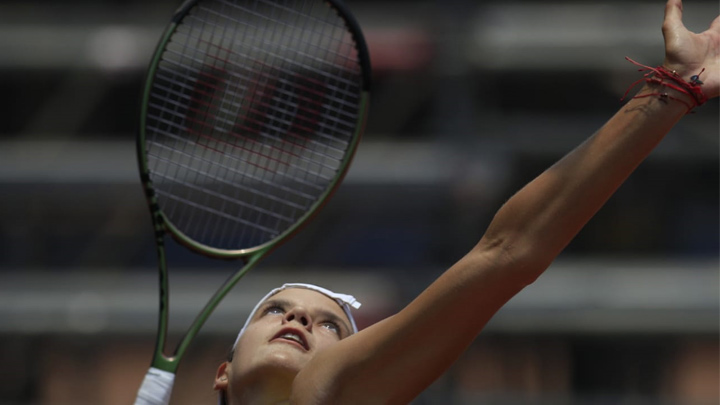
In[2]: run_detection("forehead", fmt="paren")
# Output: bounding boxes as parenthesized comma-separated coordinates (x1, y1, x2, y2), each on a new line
(269, 288, 346, 316)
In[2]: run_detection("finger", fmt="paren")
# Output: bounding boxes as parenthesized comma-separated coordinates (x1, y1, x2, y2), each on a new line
(663, 0, 685, 37)
(664, 0, 683, 23)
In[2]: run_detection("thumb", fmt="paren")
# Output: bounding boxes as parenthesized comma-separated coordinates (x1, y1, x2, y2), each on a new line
(662, 0, 684, 36)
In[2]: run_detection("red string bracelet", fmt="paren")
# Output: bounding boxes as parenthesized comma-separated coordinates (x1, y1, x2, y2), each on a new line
(621, 56, 707, 114)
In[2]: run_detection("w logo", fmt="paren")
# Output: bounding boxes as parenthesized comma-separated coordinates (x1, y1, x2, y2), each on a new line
(184, 61, 331, 173)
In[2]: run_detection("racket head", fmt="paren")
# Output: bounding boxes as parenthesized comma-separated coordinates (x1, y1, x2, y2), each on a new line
(138, 0, 371, 259)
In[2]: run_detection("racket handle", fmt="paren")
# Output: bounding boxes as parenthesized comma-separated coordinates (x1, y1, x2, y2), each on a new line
(134, 367, 175, 405)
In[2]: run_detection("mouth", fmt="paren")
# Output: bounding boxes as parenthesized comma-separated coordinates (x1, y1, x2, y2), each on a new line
(271, 328, 309, 351)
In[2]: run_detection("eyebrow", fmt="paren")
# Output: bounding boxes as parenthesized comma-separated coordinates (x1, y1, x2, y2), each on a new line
(261, 298, 352, 338)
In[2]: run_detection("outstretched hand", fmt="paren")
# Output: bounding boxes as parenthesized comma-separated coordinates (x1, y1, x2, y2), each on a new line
(662, 0, 720, 99)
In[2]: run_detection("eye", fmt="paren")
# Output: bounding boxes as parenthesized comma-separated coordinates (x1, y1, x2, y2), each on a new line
(320, 321, 340, 335)
(263, 306, 284, 316)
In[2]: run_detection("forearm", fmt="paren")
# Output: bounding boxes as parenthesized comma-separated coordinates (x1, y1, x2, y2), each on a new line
(478, 83, 690, 275)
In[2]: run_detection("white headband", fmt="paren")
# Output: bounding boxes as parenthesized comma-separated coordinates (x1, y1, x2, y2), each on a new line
(233, 283, 361, 349)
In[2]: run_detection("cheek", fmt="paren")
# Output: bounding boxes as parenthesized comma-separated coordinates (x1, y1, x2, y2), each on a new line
(228, 336, 274, 381)
(236, 319, 271, 350)
(231, 328, 263, 367)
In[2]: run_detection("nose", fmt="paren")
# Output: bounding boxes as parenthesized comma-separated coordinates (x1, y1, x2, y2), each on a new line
(283, 307, 312, 330)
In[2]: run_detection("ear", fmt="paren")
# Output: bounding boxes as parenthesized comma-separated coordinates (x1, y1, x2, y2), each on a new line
(213, 361, 230, 391)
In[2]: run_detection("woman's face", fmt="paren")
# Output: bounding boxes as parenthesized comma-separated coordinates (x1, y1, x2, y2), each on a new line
(226, 288, 353, 388)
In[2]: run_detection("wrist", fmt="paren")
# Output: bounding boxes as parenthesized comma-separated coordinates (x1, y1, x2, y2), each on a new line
(634, 81, 696, 112)
(661, 61, 699, 82)
(622, 57, 708, 114)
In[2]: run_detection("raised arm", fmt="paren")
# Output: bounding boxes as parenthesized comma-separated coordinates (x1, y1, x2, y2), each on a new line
(291, 1, 719, 403)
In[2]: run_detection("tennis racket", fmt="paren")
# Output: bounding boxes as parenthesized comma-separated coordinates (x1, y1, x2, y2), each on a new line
(133, 0, 370, 403)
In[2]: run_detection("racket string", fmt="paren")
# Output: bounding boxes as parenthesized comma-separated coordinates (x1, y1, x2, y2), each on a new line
(188, 6, 362, 99)
(146, 112, 330, 193)
(165, 18, 361, 139)
(152, 65, 352, 152)
(147, 97, 342, 180)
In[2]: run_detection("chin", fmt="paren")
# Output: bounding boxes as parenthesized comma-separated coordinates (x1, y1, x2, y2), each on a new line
(232, 342, 313, 385)
(253, 345, 308, 376)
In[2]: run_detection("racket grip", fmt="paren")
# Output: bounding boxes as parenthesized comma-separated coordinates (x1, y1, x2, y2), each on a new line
(134, 367, 175, 405)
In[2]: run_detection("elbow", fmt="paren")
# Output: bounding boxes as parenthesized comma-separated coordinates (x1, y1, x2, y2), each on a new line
(471, 233, 554, 288)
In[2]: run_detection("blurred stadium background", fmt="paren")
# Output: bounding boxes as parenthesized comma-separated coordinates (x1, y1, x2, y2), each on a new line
(0, 0, 718, 404)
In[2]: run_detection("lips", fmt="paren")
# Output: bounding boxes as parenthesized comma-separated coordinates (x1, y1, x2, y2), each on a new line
(271, 327, 309, 350)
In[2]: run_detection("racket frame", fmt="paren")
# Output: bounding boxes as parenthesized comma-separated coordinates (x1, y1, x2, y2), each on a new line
(136, 0, 371, 373)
